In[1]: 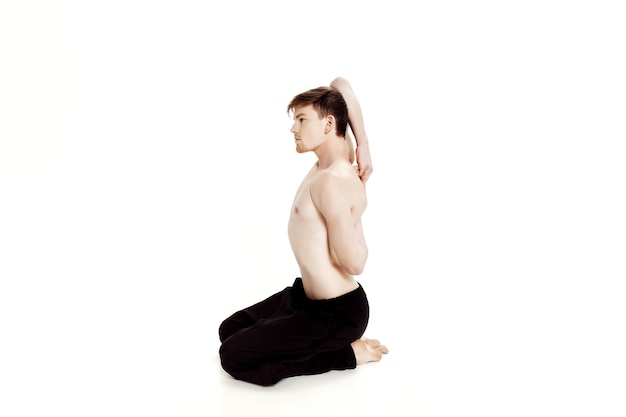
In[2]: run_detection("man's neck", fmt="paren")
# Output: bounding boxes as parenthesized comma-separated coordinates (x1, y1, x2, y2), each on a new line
(314, 136, 349, 169)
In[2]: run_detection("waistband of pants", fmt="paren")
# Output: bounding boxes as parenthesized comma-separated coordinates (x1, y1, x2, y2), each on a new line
(292, 277, 367, 307)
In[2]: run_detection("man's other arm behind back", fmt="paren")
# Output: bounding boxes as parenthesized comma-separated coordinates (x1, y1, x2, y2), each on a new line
(311, 167, 368, 276)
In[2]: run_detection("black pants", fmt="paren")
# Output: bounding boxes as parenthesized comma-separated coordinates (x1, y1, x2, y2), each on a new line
(218, 278, 369, 386)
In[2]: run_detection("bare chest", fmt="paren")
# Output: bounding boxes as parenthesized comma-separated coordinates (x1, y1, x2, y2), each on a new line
(289, 177, 321, 223)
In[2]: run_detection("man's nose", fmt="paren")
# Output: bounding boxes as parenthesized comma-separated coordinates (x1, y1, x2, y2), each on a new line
(290, 123, 298, 134)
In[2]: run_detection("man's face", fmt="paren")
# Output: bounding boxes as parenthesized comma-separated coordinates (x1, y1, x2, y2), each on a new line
(290, 104, 326, 154)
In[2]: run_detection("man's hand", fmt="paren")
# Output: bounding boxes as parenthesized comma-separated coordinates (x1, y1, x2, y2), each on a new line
(356, 143, 373, 183)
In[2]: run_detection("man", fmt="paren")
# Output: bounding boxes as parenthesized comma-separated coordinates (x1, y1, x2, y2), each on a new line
(218, 77, 387, 386)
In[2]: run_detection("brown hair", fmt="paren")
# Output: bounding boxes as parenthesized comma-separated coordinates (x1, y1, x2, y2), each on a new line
(287, 86, 349, 137)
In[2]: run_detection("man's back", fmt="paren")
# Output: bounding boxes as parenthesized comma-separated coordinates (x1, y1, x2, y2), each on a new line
(288, 159, 367, 300)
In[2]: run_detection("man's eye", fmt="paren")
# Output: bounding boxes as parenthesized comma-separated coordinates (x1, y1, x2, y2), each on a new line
(299, 118, 305, 123)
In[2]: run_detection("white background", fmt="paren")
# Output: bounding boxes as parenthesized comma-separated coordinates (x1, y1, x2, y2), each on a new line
(1, 1, 625, 416)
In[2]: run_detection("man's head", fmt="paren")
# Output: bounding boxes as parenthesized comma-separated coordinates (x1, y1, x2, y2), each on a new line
(287, 86, 349, 138)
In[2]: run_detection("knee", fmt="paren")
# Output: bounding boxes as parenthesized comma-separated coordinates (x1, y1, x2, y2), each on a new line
(219, 338, 242, 375)
(219, 343, 275, 387)
(219, 318, 243, 343)
(218, 321, 230, 343)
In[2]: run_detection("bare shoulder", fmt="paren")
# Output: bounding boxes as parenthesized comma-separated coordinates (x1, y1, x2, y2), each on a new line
(311, 161, 366, 207)
(315, 161, 362, 189)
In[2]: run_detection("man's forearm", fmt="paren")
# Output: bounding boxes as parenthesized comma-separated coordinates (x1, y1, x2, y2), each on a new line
(330, 77, 369, 146)
(331, 77, 373, 183)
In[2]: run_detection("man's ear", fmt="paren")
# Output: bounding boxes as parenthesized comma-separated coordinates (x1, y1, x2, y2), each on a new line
(324, 115, 336, 134)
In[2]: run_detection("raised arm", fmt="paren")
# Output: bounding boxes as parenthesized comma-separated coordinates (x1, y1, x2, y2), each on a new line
(330, 77, 372, 183)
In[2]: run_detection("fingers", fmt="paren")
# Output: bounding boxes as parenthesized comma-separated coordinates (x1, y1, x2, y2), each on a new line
(355, 144, 373, 183)
(357, 164, 372, 184)
(354, 165, 371, 184)
(359, 166, 372, 184)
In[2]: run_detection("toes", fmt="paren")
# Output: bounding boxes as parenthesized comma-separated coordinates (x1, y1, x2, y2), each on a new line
(361, 337, 388, 356)
(365, 338, 381, 348)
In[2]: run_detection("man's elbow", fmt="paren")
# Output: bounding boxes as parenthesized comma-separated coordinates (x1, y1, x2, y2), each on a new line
(344, 252, 368, 276)
(345, 263, 365, 276)
(330, 76, 349, 89)
(334, 256, 364, 276)
(331, 243, 368, 275)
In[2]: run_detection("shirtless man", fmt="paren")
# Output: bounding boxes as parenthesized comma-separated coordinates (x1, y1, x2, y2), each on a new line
(218, 77, 387, 386)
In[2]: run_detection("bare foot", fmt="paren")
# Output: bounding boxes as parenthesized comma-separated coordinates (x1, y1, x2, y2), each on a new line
(351, 337, 389, 365)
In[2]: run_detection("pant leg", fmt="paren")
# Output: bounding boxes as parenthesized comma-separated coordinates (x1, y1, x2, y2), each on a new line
(219, 279, 369, 386)
(218, 286, 289, 343)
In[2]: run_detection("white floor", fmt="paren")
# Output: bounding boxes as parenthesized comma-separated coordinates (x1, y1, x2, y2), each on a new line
(2, 264, 623, 417)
